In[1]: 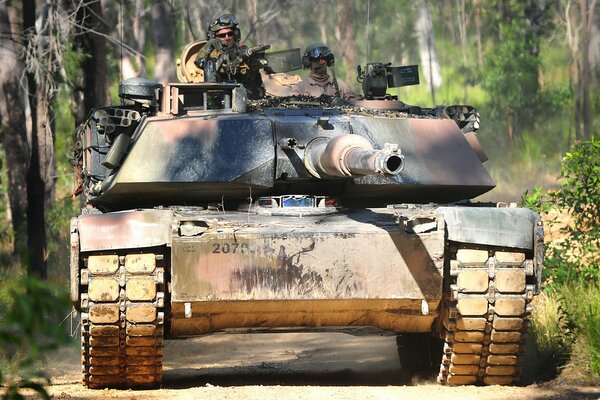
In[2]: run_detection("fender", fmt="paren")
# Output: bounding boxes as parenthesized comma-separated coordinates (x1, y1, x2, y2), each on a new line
(438, 206, 544, 293)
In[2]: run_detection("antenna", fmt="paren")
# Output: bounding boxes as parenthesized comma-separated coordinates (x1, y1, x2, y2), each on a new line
(119, 0, 123, 83)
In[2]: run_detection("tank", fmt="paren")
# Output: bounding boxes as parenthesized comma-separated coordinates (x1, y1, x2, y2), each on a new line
(69, 46, 544, 389)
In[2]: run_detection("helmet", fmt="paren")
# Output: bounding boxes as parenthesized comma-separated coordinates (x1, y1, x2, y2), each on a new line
(302, 42, 335, 68)
(206, 14, 241, 41)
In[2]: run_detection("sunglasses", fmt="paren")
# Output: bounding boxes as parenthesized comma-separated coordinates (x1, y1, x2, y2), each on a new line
(216, 31, 234, 39)
(209, 14, 238, 29)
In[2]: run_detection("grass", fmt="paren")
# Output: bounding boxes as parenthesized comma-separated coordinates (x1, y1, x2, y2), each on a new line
(557, 283, 600, 377)
(526, 290, 573, 382)
(528, 282, 600, 384)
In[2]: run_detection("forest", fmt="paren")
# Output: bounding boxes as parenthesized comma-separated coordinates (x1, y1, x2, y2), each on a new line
(0, 0, 599, 395)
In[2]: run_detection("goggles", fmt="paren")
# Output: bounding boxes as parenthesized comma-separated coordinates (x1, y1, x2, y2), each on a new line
(209, 14, 238, 29)
(306, 46, 332, 60)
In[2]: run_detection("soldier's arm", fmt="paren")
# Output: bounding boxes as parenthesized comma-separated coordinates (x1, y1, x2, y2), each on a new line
(194, 39, 223, 67)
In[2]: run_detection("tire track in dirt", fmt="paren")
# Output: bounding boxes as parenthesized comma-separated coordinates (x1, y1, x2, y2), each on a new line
(44, 331, 600, 400)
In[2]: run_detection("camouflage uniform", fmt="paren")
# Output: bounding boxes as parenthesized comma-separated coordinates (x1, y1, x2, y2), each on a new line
(195, 14, 267, 99)
(292, 42, 358, 101)
(293, 75, 357, 100)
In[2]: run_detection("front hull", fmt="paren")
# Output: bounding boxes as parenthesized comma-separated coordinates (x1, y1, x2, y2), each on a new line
(168, 207, 445, 336)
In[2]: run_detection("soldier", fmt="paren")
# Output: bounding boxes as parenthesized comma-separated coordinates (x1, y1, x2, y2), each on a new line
(292, 42, 358, 101)
(195, 14, 270, 99)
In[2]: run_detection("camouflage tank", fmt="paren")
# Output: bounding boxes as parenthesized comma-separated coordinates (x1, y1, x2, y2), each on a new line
(69, 44, 543, 389)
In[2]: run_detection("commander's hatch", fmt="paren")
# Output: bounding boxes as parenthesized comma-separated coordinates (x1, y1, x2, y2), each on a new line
(176, 40, 207, 83)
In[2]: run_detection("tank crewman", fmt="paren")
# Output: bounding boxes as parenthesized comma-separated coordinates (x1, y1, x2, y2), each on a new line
(194, 14, 270, 99)
(292, 42, 358, 101)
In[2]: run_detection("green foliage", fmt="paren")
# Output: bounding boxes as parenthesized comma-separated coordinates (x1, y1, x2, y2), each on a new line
(554, 141, 600, 223)
(586, 299, 600, 373)
(0, 277, 71, 399)
(481, 19, 541, 136)
(0, 150, 18, 271)
(54, 88, 76, 165)
(523, 139, 600, 284)
(61, 47, 90, 87)
(523, 139, 600, 379)
(553, 283, 600, 377)
(528, 290, 573, 382)
(357, 0, 418, 65)
(529, 283, 600, 382)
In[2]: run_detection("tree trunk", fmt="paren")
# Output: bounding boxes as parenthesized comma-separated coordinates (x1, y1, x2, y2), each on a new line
(37, 2, 57, 212)
(416, 0, 441, 104)
(27, 95, 48, 278)
(474, 0, 483, 68)
(334, 0, 357, 87)
(318, 2, 327, 45)
(0, 2, 30, 260)
(580, 0, 596, 140)
(117, 0, 147, 80)
(565, 0, 596, 141)
(22, 0, 47, 278)
(565, 1, 582, 141)
(591, 5, 600, 86)
(457, 0, 468, 100)
(574, 58, 583, 141)
(152, 0, 175, 85)
(74, 0, 110, 127)
(182, 1, 197, 42)
(247, 0, 261, 44)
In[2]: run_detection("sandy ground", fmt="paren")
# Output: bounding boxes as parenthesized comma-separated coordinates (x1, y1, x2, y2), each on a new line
(37, 330, 600, 400)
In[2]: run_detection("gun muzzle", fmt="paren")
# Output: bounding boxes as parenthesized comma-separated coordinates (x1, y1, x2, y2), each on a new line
(243, 44, 271, 58)
(304, 135, 404, 179)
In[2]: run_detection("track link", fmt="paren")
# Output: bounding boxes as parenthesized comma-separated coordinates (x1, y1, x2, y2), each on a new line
(80, 252, 165, 388)
(437, 247, 535, 385)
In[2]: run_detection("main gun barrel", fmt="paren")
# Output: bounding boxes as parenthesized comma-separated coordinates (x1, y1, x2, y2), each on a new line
(304, 135, 404, 179)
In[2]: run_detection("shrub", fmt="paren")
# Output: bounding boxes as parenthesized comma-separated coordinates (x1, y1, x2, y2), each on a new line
(527, 290, 573, 382)
(522, 139, 600, 382)
(522, 139, 600, 284)
(0, 277, 71, 399)
(555, 283, 600, 378)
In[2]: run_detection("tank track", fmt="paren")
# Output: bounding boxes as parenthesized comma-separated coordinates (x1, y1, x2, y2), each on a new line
(437, 246, 535, 385)
(80, 252, 165, 388)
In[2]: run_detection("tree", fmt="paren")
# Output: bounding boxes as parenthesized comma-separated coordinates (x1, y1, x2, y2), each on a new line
(152, 0, 176, 84)
(118, 0, 148, 80)
(0, 0, 76, 277)
(0, 1, 30, 261)
(564, 0, 597, 141)
(481, 0, 555, 144)
(523, 139, 600, 283)
(415, 0, 441, 103)
(23, 0, 52, 278)
(334, 0, 357, 84)
(72, 0, 110, 126)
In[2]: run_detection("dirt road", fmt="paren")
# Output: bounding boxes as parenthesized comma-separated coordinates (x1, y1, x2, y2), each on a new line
(44, 330, 600, 400)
